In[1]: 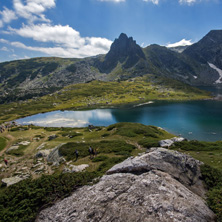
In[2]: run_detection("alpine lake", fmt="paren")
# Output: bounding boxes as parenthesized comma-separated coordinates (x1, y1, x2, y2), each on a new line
(15, 86, 222, 142)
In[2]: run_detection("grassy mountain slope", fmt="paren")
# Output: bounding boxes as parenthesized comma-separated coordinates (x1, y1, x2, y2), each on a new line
(0, 75, 211, 124)
(0, 30, 221, 104)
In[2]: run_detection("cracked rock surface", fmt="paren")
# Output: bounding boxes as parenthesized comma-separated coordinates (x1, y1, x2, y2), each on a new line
(37, 148, 215, 222)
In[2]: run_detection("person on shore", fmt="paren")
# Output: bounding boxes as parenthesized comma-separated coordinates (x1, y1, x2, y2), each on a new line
(89, 146, 93, 159)
(75, 149, 79, 161)
(4, 159, 8, 166)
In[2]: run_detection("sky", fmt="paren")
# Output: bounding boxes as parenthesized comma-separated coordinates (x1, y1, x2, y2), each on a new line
(0, 0, 221, 62)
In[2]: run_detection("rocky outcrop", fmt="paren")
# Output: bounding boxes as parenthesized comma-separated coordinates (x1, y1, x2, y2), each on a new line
(1, 175, 29, 186)
(107, 148, 205, 197)
(37, 148, 215, 222)
(98, 33, 146, 73)
(35, 150, 51, 158)
(63, 164, 89, 173)
(159, 137, 186, 147)
(47, 144, 65, 165)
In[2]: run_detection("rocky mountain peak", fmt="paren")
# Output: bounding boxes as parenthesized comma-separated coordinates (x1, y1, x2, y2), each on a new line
(98, 33, 145, 73)
(183, 29, 222, 68)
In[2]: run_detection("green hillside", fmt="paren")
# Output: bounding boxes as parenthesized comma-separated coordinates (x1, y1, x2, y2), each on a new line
(0, 75, 211, 124)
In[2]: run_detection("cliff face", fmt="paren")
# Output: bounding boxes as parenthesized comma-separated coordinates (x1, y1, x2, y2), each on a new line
(37, 148, 215, 222)
(97, 33, 146, 73)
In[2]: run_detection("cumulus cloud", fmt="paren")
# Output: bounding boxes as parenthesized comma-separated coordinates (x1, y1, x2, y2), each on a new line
(0, 46, 9, 52)
(166, 39, 193, 47)
(9, 24, 85, 48)
(0, 38, 9, 44)
(8, 23, 112, 58)
(0, 7, 17, 27)
(179, 0, 197, 5)
(98, 0, 125, 2)
(13, 0, 55, 22)
(143, 0, 159, 4)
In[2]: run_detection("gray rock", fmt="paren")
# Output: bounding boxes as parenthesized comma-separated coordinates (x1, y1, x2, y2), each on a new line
(48, 135, 58, 141)
(18, 141, 30, 146)
(34, 166, 45, 174)
(2, 176, 24, 186)
(37, 170, 215, 222)
(35, 150, 51, 158)
(107, 148, 205, 197)
(47, 144, 65, 165)
(70, 164, 89, 172)
(159, 137, 186, 147)
(32, 163, 44, 169)
(6, 145, 19, 153)
(37, 143, 46, 150)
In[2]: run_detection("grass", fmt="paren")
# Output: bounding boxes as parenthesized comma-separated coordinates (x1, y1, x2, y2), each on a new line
(0, 137, 7, 152)
(171, 140, 222, 170)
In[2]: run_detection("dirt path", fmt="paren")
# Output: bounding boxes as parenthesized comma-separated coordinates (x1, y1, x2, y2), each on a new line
(126, 140, 143, 150)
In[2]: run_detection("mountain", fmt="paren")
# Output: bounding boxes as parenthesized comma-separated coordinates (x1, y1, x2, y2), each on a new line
(97, 33, 146, 73)
(168, 45, 189, 53)
(183, 30, 222, 84)
(1, 30, 222, 103)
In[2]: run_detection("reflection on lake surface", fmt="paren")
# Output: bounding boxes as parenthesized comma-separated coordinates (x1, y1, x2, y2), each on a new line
(17, 100, 222, 142)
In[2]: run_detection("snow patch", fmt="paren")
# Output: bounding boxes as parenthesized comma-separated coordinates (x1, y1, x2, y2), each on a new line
(208, 62, 222, 84)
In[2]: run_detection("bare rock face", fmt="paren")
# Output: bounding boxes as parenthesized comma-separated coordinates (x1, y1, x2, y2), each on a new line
(47, 144, 65, 165)
(37, 148, 215, 222)
(107, 148, 205, 197)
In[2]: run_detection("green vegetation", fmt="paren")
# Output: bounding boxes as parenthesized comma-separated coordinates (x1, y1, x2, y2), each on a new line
(0, 75, 211, 124)
(59, 140, 135, 161)
(0, 137, 6, 152)
(1, 123, 222, 221)
(0, 172, 98, 222)
(172, 140, 222, 169)
(200, 165, 222, 221)
(0, 122, 174, 221)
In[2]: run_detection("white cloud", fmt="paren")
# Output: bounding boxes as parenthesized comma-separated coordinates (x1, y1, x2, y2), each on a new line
(0, 7, 17, 23)
(179, 0, 197, 5)
(0, 7, 17, 27)
(98, 0, 125, 2)
(0, 46, 9, 52)
(8, 23, 112, 58)
(13, 0, 55, 23)
(11, 38, 112, 58)
(9, 24, 85, 48)
(166, 39, 193, 47)
(0, 38, 9, 44)
(143, 0, 159, 4)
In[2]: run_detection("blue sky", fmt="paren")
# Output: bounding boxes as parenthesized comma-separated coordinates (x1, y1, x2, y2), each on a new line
(0, 0, 221, 62)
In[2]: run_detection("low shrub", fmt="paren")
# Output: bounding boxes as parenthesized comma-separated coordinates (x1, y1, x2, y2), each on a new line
(97, 157, 126, 173)
(200, 164, 222, 221)
(59, 140, 135, 161)
(0, 172, 98, 222)
(173, 140, 222, 151)
(138, 138, 159, 148)
(92, 155, 108, 162)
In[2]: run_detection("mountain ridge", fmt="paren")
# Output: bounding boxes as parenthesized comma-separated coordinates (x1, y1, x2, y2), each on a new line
(0, 30, 222, 103)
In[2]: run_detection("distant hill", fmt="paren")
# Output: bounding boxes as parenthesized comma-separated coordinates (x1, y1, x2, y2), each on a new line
(0, 30, 222, 103)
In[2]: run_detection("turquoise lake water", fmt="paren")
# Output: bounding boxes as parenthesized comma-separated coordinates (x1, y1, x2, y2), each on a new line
(17, 100, 222, 142)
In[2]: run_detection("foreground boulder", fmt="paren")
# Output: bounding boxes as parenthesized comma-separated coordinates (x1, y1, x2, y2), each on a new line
(107, 148, 205, 197)
(37, 148, 215, 222)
